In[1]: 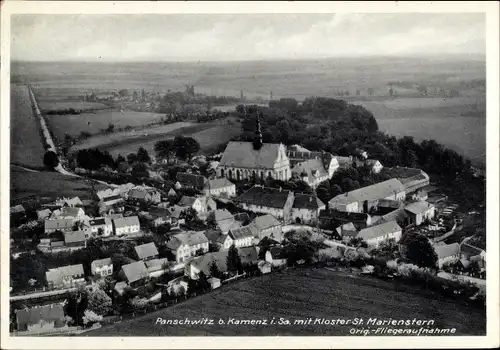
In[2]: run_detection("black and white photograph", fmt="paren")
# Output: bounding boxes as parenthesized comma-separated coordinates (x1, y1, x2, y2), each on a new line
(1, 1, 499, 348)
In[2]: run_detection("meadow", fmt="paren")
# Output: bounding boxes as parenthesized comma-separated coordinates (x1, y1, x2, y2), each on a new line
(38, 100, 109, 112)
(10, 84, 45, 168)
(85, 268, 485, 336)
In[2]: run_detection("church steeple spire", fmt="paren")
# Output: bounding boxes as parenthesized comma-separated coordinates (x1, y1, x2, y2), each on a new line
(253, 113, 263, 150)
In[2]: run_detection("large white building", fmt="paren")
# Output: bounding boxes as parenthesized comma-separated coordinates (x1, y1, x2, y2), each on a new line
(217, 116, 291, 181)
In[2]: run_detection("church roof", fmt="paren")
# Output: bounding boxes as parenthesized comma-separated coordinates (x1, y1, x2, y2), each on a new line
(219, 141, 286, 169)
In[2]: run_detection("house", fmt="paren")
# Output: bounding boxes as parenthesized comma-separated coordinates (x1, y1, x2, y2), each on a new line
(235, 185, 294, 223)
(11, 204, 26, 216)
(44, 218, 75, 234)
(166, 231, 209, 263)
(135, 242, 159, 261)
(185, 250, 229, 279)
(128, 188, 161, 204)
(354, 159, 383, 173)
(121, 261, 149, 287)
(411, 189, 428, 201)
(210, 209, 240, 233)
(145, 258, 170, 278)
(96, 188, 120, 200)
(264, 247, 288, 267)
(336, 222, 358, 242)
(291, 194, 325, 225)
(113, 216, 140, 236)
(148, 207, 172, 227)
(204, 229, 234, 250)
(250, 214, 283, 242)
(228, 226, 254, 248)
(85, 217, 113, 237)
(258, 261, 272, 274)
(381, 167, 430, 194)
(59, 207, 86, 220)
(239, 246, 259, 266)
(63, 231, 87, 248)
(319, 209, 372, 230)
(356, 220, 402, 248)
(336, 156, 354, 169)
(372, 199, 401, 215)
(167, 188, 177, 197)
(100, 195, 125, 208)
(207, 277, 221, 289)
(459, 243, 486, 260)
(217, 116, 291, 181)
(290, 153, 339, 188)
(91, 258, 113, 277)
(176, 172, 208, 191)
(203, 178, 237, 197)
(178, 196, 216, 214)
(61, 197, 84, 207)
(404, 201, 435, 226)
(435, 243, 460, 268)
(45, 264, 85, 290)
(15, 304, 66, 333)
(37, 209, 52, 221)
(167, 276, 190, 296)
(328, 179, 406, 213)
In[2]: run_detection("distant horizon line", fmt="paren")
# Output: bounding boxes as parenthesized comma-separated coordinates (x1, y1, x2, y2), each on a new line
(11, 53, 486, 64)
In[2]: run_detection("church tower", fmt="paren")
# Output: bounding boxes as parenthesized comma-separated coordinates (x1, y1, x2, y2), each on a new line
(253, 114, 263, 150)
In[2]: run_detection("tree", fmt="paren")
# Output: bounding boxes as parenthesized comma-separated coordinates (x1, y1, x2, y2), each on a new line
(173, 136, 200, 160)
(127, 153, 138, 164)
(209, 261, 222, 278)
(116, 154, 126, 164)
(226, 244, 243, 275)
(86, 288, 112, 316)
(130, 296, 149, 311)
(82, 309, 103, 327)
(106, 123, 115, 133)
(43, 150, 59, 169)
(154, 140, 176, 163)
(156, 223, 171, 235)
(197, 271, 210, 292)
(137, 147, 151, 163)
(131, 162, 149, 179)
(401, 233, 438, 269)
(195, 248, 205, 257)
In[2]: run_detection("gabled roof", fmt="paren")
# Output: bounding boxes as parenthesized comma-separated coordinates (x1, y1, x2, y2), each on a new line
(404, 201, 434, 215)
(292, 158, 331, 182)
(236, 186, 292, 209)
(11, 205, 25, 214)
(44, 218, 74, 231)
(288, 144, 311, 153)
(377, 199, 401, 209)
(238, 246, 259, 264)
(190, 250, 229, 276)
(64, 231, 86, 244)
(176, 172, 207, 189)
(89, 217, 111, 226)
(121, 261, 148, 283)
(251, 214, 281, 230)
(219, 141, 286, 169)
(218, 219, 241, 233)
(46, 264, 84, 285)
(145, 258, 170, 271)
(64, 197, 83, 206)
(178, 196, 197, 207)
(460, 243, 484, 256)
(16, 304, 65, 327)
(166, 231, 209, 250)
(335, 222, 357, 235)
(233, 213, 251, 224)
(205, 178, 235, 190)
(212, 209, 234, 222)
(135, 242, 159, 260)
(91, 258, 112, 270)
(229, 226, 254, 240)
(435, 243, 460, 260)
(102, 195, 123, 203)
(128, 189, 149, 200)
(329, 179, 405, 206)
(113, 216, 140, 229)
(292, 194, 325, 210)
(148, 207, 171, 218)
(357, 221, 402, 241)
(37, 209, 52, 218)
(319, 209, 370, 223)
(269, 246, 286, 259)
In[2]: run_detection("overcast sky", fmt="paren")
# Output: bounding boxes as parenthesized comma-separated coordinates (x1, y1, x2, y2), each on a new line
(11, 13, 486, 62)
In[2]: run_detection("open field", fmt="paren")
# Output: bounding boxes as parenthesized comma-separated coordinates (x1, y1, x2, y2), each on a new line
(38, 101, 110, 112)
(10, 85, 45, 168)
(46, 110, 170, 141)
(10, 167, 107, 202)
(85, 268, 485, 336)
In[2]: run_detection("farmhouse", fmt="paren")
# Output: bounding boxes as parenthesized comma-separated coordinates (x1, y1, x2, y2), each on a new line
(356, 220, 402, 248)
(121, 261, 149, 287)
(435, 243, 460, 268)
(15, 304, 66, 333)
(135, 242, 159, 261)
(59, 207, 86, 220)
(178, 196, 216, 214)
(85, 217, 113, 237)
(166, 231, 209, 263)
(147, 207, 172, 227)
(336, 222, 358, 242)
(265, 247, 288, 267)
(91, 258, 113, 277)
(459, 243, 486, 260)
(203, 177, 236, 198)
(37, 209, 52, 221)
(204, 229, 234, 250)
(290, 152, 339, 188)
(209, 209, 241, 234)
(250, 214, 283, 242)
(113, 216, 140, 236)
(404, 201, 435, 226)
(176, 172, 208, 191)
(291, 194, 325, 225)
(228, 226, 254, 248)
(328, 179, 406, 213)
(217, 116, 291, 181)
(100, 195, 124, 207)
(63, 231, 87, 248)
(185, 250, 228, 280)
(235, 185, 294, 223)
(44, 218, 75, 234)
(128, 188, 161, 204)
(45, 264, 85, 290)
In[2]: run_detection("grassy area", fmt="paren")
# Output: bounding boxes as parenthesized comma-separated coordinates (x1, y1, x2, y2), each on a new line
(10, 167, 107, 203)
(38, 101, 109, 112)
(10, 85, 45, 168)
(85, 268, 485, 336)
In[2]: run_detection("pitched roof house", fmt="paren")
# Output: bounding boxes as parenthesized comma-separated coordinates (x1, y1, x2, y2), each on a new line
(435, 243, 460, 268)
(113, 216, 140, 236)
(186, 250, 229, 279)
(250, 214, 282, 242)
(91, 258, 113, 277)
(15, 304, 66, 332)
(235, 185, 294, 222)
(60, 207, 85, 219)
(356, 220, 402, 247)
(44, 218, 75, 234)
(135, 242, 159, 261)
(228, 226, 254, 248)
(203, 178, 236, 197)
(121, 261, 149, 286)
(176, 172, 208, 190)
(63, 231, 87, 247)
(45, 264, 85, 289)
(166, 231, 210, 263)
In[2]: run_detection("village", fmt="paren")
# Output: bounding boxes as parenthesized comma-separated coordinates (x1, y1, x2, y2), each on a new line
(9, 115, 486, 335)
